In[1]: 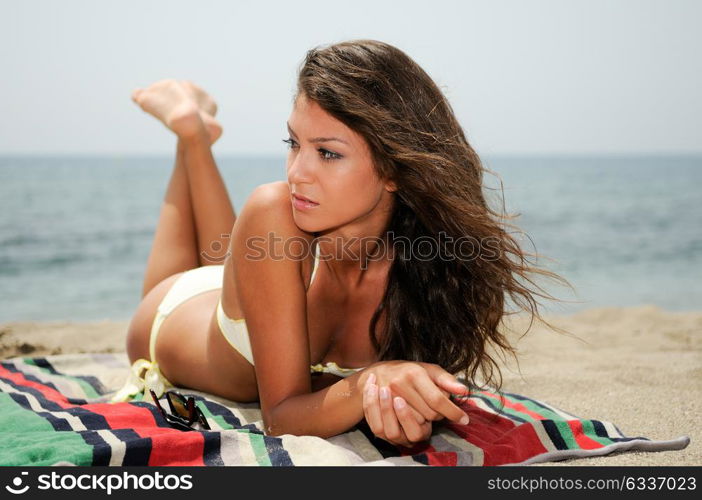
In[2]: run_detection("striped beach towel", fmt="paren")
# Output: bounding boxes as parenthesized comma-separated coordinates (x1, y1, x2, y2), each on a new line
(0, 353, 690, 466)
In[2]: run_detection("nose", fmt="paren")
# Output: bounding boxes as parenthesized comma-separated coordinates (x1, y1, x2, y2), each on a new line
(286, 148, 315, 185)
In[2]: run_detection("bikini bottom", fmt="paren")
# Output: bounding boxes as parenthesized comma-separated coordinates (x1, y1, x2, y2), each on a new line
(109, 265, 224, 403)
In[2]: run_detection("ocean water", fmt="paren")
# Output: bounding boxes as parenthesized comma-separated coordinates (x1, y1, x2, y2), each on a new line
(0, 154, 700, 322)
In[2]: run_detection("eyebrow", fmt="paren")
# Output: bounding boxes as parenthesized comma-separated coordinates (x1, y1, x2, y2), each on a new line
(287, 122, 349, 145)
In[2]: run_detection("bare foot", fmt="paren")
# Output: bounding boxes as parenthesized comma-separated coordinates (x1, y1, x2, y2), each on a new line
(132, 79, 221, 144)
(199, 113, 222, 145)
(180, 80, 218, 117)
(180, 80, 222, 144)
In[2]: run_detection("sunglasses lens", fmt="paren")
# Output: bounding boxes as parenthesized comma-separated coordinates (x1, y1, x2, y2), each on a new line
(167, 392, 192, 419)
(152, 391, 210, 431)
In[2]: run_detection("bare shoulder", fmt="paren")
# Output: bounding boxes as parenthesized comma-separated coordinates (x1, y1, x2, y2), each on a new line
(245, 181, 292, 212)
(237, 181, 312, 239)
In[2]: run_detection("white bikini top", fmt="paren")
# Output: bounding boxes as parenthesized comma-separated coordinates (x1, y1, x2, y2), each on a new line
(216, 242, 365, 378)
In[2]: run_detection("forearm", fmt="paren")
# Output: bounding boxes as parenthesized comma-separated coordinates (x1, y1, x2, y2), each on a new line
(265, 369, 372, 439)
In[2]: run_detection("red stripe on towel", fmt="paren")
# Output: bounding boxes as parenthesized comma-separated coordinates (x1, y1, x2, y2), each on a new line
(480, 390, 550, 420)
(82, 402, 161, 431)
(447, 406, 549, 466)
(134, 427, 206, 466)
(0, 365, 74, 407)
(567, 420, 606, 449)
(427, 451, 458, 466)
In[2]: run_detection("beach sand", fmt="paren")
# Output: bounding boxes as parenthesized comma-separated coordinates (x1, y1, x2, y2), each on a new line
(1, 304, 699, 466)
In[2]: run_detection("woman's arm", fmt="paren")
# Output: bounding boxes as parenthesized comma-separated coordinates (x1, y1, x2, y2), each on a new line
(231, 181, 358, 437)
(230, 183, 469, 438)
(267, 362, 471, 438)
(266, 369, 370, 438)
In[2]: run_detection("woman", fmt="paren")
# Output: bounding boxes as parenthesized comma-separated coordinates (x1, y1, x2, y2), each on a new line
(113, 39, 572, 448)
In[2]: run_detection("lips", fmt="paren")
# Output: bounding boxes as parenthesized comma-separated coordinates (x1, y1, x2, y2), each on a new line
(293, 193, 319, 205)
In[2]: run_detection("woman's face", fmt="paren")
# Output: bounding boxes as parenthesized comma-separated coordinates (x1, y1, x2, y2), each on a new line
(285, 94, 395, 234)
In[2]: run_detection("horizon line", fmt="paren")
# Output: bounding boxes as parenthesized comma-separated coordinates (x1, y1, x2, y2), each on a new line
(0, 151, 701, 159)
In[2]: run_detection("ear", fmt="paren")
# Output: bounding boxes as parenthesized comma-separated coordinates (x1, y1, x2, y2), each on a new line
(384, 179, 398, 193)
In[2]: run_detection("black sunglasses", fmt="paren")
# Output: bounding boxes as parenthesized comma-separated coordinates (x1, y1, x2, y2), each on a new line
(149, 389, 211, 431)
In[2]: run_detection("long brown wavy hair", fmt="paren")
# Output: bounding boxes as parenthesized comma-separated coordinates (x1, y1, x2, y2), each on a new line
(295, 39, 576, 392)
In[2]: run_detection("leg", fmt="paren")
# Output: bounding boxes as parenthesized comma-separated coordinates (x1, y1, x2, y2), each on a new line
(180, 130, 236, 267)
(133, 79, 235, 270)
(141, 139, 200, 298)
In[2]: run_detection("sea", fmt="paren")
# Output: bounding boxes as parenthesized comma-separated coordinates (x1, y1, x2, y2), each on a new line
(0, 154, 700, 322)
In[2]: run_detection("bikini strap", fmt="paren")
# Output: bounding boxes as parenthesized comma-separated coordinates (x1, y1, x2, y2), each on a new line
(309, 241, 321, 286)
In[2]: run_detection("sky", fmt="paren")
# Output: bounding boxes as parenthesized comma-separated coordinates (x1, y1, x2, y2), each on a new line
(0, 0, 700, 156)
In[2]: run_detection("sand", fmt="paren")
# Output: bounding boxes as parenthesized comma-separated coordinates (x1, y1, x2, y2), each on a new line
(1, 304, 699, 466)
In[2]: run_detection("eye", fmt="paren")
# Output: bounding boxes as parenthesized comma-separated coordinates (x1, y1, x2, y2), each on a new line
(282, 138, 299, 150)
(318, 148, 343, 162)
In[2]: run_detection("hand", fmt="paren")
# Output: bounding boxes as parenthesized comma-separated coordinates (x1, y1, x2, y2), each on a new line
(360, 360, 470, 425)
(363, 372, 433, 448)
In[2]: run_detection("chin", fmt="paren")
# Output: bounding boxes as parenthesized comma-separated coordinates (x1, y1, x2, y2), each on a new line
(291, 212, 323, 234)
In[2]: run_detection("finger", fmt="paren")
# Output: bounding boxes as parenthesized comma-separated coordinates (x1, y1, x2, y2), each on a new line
(394, 397, 428, 444)
(413, 376, 470, 425)
(418, 421, 433, 442)
(379, 386, 408, 444)
(396, 387, 445, 422)
(435, 373, 471, 397)
(400, 388, 455, 422)
(385, 436, 412, 448)
(363, 382, 384, 437)
(416, 362, 471, 396)
(407, 404, 427, 425)
(379, 379, 425, 424)
(363, 372, 376, 392)
(369, 384, 411, 447)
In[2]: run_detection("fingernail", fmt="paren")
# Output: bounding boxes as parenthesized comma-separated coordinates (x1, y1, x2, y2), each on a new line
(460, 414, 470, 425)
(367, 384, 377, 397)
(393, 397, 406, 409)
(379, 386, 390, 400)
(368, 373, 376, 385)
